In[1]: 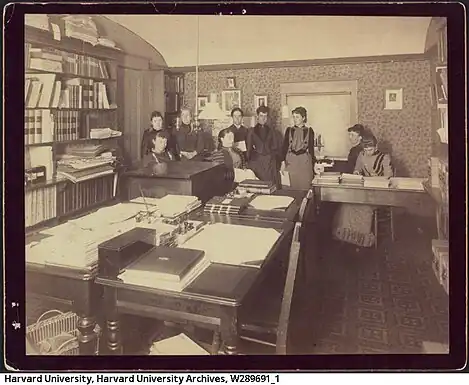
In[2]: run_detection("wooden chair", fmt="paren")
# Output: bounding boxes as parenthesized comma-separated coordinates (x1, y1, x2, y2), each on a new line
(234, 190, 314, 354)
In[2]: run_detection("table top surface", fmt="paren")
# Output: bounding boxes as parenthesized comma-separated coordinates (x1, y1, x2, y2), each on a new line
(96, 215, 294, 306)
(125, 161, 221, 180)
(312, 181, 426, 194)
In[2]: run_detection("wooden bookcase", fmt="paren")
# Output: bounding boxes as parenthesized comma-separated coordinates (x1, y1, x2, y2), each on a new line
(164, 71, 185, 129)
(24, 20, 124, 231)
(427, 19, 449, 295)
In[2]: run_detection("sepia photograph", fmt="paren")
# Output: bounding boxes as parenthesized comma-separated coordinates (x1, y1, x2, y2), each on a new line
(4, 3, 466, 372)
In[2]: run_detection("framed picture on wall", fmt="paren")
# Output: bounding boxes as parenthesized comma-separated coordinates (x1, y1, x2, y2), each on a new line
(226, 77, 236, 89)
(197, 96, 208, 111)
(221, 90, 241, 114)
(254, 94, 268, 109)
(384, 88, 403, 110)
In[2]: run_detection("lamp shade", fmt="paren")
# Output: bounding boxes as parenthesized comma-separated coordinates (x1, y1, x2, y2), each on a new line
(198, 93, 226, 120)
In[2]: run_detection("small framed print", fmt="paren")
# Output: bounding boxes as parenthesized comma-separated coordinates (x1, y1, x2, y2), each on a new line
(197, 96, 208, 111)
(226, 77, 236, 89)
(254, 94, 268, 109)
(384, 88, 403, 110)
(221, 89, 241, 114)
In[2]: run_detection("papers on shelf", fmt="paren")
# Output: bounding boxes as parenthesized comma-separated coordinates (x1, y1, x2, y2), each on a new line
(249, 195, 294, 211)
(234, 168, 257, 183)
(149, 333, 209, 355)
(390, 177, 425, 191)
(180, 223, 281, 266)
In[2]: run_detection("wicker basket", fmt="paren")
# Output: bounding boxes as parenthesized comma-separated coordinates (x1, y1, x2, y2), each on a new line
(26, 310, 100, 355)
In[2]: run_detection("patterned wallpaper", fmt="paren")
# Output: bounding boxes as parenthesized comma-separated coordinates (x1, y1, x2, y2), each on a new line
(183, 59, 432, 178)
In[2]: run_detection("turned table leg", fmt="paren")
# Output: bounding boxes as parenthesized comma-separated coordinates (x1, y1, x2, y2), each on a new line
(77, 313, 98, 355)
(104, 286, 123, 355)
(221, 308, 239, 355)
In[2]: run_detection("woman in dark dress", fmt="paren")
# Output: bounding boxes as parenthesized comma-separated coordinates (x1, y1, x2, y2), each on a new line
(141, 110, 179, 160)
(141, 130, 174, 175)
(175, 108, 213, 161)
(281, 107, 316, 189)
(346, 124, 365, 173)
(246, 106, 281, 187)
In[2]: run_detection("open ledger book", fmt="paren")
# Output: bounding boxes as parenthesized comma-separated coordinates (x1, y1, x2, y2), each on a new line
(180, 223, 281, 267)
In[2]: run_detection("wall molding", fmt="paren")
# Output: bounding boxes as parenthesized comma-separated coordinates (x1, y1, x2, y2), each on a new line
(170, 53, 428, 73)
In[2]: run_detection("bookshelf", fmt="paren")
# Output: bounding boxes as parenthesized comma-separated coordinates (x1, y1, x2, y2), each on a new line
(164, 71, 185, 129)
(24, 18, 124, 231)
(427, 19, 448, 295)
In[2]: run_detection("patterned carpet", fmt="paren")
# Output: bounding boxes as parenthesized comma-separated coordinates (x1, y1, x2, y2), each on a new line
(26, 213, 449, 355)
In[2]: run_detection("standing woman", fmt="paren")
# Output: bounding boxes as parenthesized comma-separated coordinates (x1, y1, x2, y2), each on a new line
(246, 106, 281, 187)
(175, 108, 213, 161)
(141, 111, 179, 160)
(281, 107, 315, 189)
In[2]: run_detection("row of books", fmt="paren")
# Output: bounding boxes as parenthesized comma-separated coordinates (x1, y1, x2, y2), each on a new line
(25, 110, 80, 144)
(57, 173, 115, 216)
(164, 74, 184, 94)
(314, 173, 425, 190)
(25, 185, 57, 228)
(25, 74, 113, 109)
(25, 43, 111, 79)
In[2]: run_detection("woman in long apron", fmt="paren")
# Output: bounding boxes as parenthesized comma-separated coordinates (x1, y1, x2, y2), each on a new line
(281, 107, 315, 189)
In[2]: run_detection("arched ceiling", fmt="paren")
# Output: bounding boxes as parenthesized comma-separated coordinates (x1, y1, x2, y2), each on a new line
(104, 15, 432, 67)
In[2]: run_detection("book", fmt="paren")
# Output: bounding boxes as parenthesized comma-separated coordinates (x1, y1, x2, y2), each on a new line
(249, 195, 294, 211)
(204, 195, 252, 215)
(363, 177, 390, 189)
(123, 246, 205, 282)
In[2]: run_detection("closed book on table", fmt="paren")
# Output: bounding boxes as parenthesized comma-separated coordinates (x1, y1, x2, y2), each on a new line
(204, 195, 252, 215)
(123, 246, 206, 283)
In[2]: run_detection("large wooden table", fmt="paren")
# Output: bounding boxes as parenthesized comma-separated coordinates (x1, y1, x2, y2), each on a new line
(97, 216, 294, 355)
(312, 181, 428, 209)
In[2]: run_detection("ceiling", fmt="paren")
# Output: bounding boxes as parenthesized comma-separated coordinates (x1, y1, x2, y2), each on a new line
(104, 15, 432, 67)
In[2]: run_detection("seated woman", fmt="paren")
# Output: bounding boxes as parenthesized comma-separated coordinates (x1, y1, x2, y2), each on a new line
(332, 133, 393, 250)
(141, 130, 175, 175)
(141, 110, 180, 160)
(207, 128, 247, 183)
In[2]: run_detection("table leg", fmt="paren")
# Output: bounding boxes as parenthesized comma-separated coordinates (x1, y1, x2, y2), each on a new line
(77, 313, 98, 355)
(104, 287, 123, 355)
(220, 308, 239, 355)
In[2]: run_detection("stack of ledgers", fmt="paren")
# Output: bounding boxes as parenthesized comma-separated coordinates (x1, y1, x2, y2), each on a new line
(238, 180, 277, 194)
(204, 195, 253, 215)
(62, 15, 99, 46)
(156, 195, 202, 219)
(340, 173, 364, 186)
(389, 177, 425, 191)
(363, 176, 390, 188)
(313, 172, 341, 185)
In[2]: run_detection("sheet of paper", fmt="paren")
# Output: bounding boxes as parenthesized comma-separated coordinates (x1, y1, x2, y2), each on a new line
(149, 333, 209, 355)
(234, 168, 257, 183)
(280, 171, 291, 186)
(249, 195, 294, 211)
(180, 223, 281, 266)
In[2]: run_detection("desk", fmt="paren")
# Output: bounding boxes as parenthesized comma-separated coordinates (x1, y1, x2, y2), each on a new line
(26, 263, 101, 355)
(122, 161, 228, 203)
(312, 182, 427, 209)
(97, 217, 294, 355)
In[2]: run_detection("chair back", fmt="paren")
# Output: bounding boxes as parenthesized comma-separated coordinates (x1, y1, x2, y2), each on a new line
(275, 221, 302, 354)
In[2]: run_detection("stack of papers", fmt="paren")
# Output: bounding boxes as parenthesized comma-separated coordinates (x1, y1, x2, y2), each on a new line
(149, 333, 209, 355)
(234, 168, 257, 183)
(180, 223, 281, 267)
(314, 172, 341, 185)
(363, 177, 390, 188)
(249, 195, 294, 211)
(390, 177, 425, 191)
(157, 195, 201, 218)
(341, 173, 364, 186)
